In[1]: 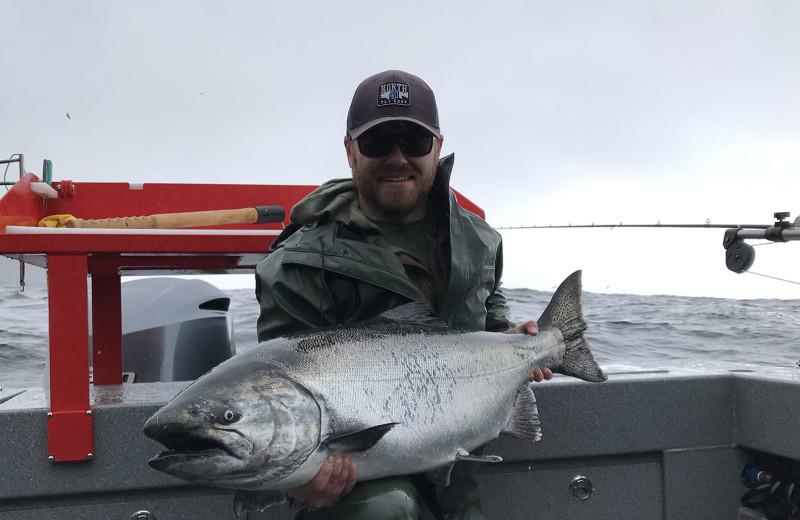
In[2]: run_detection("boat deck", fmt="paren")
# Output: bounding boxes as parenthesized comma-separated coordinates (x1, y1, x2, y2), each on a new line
(2, 366, 797, 519)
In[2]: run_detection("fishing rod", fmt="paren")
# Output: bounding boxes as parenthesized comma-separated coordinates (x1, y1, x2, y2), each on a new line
(496, 221, 772, 230)
(496, 212, 800, 274)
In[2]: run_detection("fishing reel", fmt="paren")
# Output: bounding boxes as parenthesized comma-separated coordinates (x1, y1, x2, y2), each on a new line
(723, 231, 756, 273)
(723, 212, 798, 273)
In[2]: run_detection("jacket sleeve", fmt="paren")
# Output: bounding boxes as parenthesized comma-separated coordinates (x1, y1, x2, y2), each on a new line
(255, 248, 413, 341)
(484, 240, 516, 332)
(255, 249, 339, 341)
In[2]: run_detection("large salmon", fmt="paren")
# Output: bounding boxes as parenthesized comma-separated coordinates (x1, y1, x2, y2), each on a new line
(144, 270, 606, 515)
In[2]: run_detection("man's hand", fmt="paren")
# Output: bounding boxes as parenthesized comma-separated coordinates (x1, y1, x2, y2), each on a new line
(503, 320, 554, 382)
(503, 320, 539, 336)
(287, 454, 358, 509)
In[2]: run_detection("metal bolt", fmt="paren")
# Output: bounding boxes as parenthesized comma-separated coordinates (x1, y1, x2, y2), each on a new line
(85, 410, 93, 417)
(47, 412, 54, 419)
(48, 456, 54, 462)
(86, 453, 93, 460)
(569, 475, 593, 501)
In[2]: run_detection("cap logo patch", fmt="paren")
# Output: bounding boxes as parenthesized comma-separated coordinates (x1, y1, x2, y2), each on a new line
(378, 82, 410, 106)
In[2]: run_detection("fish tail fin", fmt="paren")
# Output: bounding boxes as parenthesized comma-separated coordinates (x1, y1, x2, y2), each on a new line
(538, 271, 607, 382)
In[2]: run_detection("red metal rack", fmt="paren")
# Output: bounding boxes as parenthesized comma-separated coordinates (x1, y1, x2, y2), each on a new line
(0, 175, 311, 462)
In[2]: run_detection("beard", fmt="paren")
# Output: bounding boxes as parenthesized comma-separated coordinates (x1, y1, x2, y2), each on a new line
(351, 160, 437, 222)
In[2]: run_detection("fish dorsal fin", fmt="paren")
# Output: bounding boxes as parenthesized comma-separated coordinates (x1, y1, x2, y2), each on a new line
(324, 422, 399, 453)
(378, 302, 448, 328)
(233, 489, 285, 517)
(501, 383, 542, 442)
(537, 271, 607, 383)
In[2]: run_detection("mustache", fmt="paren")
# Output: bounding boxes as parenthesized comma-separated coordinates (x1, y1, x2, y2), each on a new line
(377, 166, 420, 177)
(352, 165, 420, 180)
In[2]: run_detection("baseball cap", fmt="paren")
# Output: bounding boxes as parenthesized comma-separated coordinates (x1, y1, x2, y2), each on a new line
(346, 70, 440, 139)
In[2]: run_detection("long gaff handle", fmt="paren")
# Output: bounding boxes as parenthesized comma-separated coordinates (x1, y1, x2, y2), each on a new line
(66, 206, 285, 229)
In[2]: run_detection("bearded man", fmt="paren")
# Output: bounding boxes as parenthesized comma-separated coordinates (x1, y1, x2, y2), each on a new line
(255, 70, 549, 520)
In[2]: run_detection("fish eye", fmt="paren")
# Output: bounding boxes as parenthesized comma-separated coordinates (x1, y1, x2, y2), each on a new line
(220, 409, 239, 424)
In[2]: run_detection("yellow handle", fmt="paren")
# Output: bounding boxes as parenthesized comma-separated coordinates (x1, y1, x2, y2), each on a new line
(65, 206, 284, 229)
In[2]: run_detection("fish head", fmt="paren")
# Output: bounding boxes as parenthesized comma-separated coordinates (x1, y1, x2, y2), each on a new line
(143, 359, 321, 490)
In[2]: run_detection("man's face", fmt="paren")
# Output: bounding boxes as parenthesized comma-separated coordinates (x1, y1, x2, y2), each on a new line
(346, 121, 443, 223)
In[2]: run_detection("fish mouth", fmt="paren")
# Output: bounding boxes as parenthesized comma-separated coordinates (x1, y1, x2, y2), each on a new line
(148, 447, 227, 468)
(147, 426, 254, 467)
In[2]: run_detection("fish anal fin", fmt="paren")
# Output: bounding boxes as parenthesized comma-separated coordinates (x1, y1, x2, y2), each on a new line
(501, 383, 543, 442)
(233, 489, 285, 517)
(325, 422, 399, 453)
(455, 448, 502, 463)
(426, 462, 456, 486)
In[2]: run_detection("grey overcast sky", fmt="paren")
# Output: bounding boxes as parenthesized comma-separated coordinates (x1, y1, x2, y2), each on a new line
(2, 0, 799, 299)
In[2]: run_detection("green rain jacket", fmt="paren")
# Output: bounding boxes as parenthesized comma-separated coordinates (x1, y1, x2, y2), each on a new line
(255, 154, 509, 519)
(255, 154, 515, 341)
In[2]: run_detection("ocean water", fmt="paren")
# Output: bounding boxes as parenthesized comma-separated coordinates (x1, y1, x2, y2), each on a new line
(1, 282, 798, 389)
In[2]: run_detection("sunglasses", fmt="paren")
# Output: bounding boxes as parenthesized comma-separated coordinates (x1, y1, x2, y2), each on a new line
(356, 130, 435, 158)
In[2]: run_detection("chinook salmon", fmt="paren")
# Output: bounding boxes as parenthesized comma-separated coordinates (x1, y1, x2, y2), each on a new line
(144, 270, 606, 516)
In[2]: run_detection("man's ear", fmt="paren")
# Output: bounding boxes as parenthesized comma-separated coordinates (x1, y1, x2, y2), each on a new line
(434, 133, 444, 161)
(344, 136, 356, 169)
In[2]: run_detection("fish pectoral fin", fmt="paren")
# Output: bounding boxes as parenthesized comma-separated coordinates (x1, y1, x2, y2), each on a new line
(426, 462, 456, 486)
(324, 422, 399, 453)
(501, 383, 543, 442)
(233, 489, 285, 517)
(455, 448, 502, 463)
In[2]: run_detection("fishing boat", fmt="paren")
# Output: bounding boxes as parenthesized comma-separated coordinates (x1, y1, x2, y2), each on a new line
(1, 155, 798, 520)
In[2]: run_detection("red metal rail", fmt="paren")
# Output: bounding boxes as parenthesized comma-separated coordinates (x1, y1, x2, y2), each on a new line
(0, 176, 309, 462)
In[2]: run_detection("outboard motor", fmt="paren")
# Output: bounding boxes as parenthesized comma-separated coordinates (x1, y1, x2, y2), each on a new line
(89, 278, 235, 383)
